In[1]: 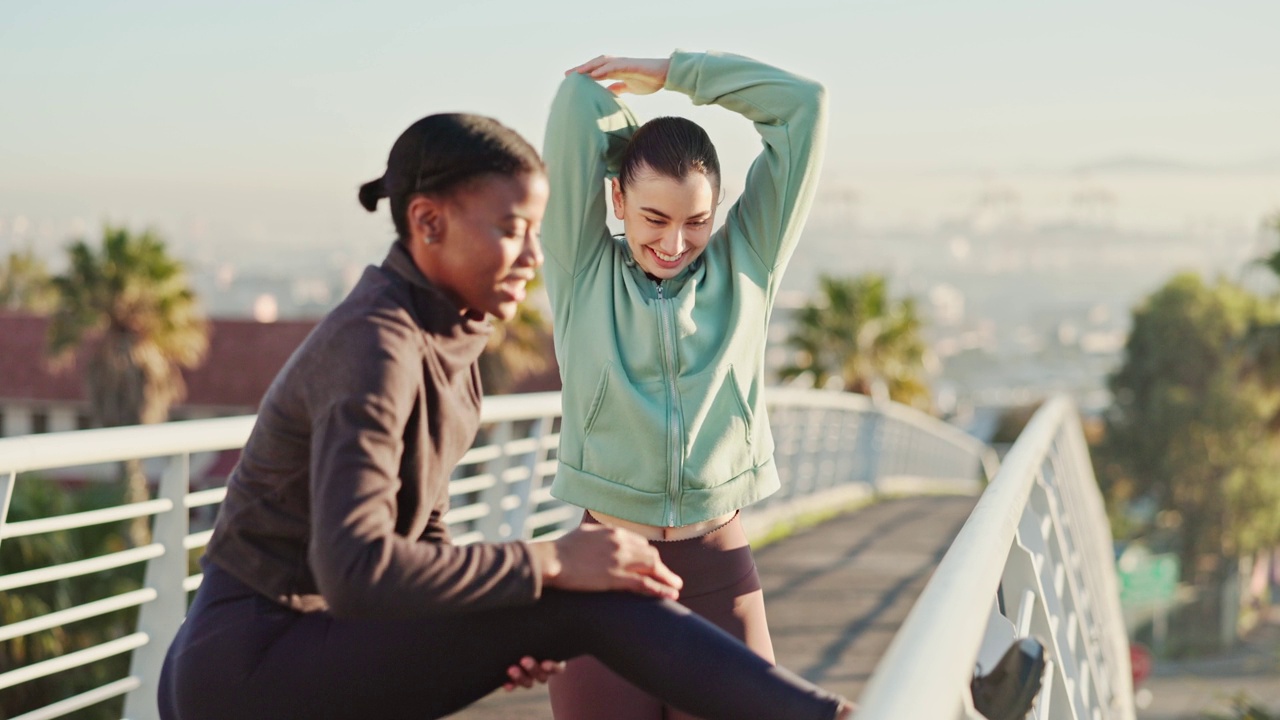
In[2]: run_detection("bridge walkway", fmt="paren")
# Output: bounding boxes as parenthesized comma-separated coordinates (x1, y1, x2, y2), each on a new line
(458, 494, 978, 718)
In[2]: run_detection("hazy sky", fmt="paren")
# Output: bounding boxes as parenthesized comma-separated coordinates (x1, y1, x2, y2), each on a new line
(2, 0, 1279, 254)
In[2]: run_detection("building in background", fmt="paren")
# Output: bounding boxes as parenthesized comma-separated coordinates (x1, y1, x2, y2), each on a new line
(0, 312, 317, 438)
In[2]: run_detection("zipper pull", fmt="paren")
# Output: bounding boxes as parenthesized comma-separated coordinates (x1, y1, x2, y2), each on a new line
(656, 281, 664, 299)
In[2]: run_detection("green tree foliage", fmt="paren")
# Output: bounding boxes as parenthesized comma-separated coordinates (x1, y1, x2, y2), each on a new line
(0, 248, 58, 313)
(478, 273, 554, 394)
(46, 225, 209, 545)
(779, 273, 931, 409)
(1239, 212, 1280, 405)
(1202, 692, 1277, 720)
(1251, 211, 1280, 284)
(1103, 273, 1280, 571)
(0, 478, 142, 720)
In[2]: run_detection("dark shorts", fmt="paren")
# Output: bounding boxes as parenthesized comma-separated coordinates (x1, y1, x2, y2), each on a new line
(549, 511, 774, 720)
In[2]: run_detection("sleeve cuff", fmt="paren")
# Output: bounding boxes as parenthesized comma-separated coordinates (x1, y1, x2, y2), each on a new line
(663, 49, 704, 99)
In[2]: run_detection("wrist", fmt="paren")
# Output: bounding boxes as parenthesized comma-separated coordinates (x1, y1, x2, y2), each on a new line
(528, 541, 562, 587)
(662, 51, 694, 94)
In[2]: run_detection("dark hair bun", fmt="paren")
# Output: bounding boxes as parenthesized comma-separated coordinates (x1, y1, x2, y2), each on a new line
(367, 113, 545, 239)
(358, 177, 386, 212)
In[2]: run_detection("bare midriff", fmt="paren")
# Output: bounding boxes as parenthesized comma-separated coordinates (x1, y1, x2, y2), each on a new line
(589, 510, 738, 541)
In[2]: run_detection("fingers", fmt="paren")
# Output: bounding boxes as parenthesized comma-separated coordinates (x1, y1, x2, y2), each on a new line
(623, 572, 680, 600)
(504, 660, 533, 691)
(647, 555, 684, 593)
(536, 659, 567, 681)
(507, 663, 530, 690)
(521, 656, 554, 683)
(551, 525, 683, 596)
(565, 55, 612, 77)
(503, 657, 567, 691)
(564, 56, 666, 96)
(617, 546, 681, 599)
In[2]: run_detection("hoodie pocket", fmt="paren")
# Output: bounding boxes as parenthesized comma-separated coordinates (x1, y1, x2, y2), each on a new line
(581, 364, 669, 492)
(678, 365, 755, 489)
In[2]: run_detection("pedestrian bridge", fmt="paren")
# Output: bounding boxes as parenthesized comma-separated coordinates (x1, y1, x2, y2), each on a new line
(0, 389, 1134, 720)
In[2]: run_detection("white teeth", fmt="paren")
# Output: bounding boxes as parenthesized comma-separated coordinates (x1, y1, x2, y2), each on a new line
(653, 249, 683, 262)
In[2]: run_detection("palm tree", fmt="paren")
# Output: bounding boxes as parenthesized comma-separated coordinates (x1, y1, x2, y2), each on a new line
(779, 274, 931, 409)
(47, 225, 209, 545)
(478, 273, 554, 394)
(0, 248, 58, 313)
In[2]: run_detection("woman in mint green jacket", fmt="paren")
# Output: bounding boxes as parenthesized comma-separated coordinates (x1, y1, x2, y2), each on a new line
(541, 50, 827, 719)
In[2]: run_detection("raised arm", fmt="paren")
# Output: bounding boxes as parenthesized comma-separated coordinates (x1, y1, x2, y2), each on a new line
(540, 71, 639, 311)
(665, 51, 828, 272)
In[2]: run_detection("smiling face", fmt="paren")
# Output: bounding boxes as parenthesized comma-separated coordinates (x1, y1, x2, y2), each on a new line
(409, 172, 549, 321)
(613, 167, 718, 280)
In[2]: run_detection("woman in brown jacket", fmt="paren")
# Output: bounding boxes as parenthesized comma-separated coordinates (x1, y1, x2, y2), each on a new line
(157, 113, 853, 720)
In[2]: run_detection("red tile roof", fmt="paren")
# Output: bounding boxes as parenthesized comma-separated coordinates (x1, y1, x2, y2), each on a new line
(0, 312, 81, 403)
(0, 312, 317, 411)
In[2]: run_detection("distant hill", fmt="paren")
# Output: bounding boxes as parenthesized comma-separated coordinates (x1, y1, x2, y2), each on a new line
(1072, 155, 1280, 174)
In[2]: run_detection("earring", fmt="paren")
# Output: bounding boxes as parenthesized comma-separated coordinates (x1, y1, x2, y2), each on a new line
(422, 235, 436, 245)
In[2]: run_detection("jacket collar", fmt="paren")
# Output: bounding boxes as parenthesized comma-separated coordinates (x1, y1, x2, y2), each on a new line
(614, 234, 704, 299)
(380, 241, 492, 340)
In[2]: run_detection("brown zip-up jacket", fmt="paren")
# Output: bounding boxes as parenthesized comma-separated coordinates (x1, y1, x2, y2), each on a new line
(204, 242, 542, 618)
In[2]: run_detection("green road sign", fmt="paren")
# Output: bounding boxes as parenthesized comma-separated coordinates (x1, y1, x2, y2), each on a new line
(1117, 549, 1179, 607)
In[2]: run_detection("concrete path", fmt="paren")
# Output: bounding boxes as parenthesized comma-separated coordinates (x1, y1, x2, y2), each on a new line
(452, 494, 977, 719)
(1136, 606, 1280, 720)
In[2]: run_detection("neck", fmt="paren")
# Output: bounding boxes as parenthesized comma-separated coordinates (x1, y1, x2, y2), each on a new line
(396, 239, 475, 318)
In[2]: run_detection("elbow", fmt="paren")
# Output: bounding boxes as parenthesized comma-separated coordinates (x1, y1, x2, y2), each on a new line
(802, 78, 829, 121)
(310, 540, 384, 619)
(321, 580, 376, 620)
(546, 74, 601, 151)
(564, 70, 598, 90)
(555, 71, 599, 105)
(786, 78, 829, 141)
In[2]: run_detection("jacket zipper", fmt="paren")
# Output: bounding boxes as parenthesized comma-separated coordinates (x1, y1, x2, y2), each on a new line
(656, 281, 682, 527)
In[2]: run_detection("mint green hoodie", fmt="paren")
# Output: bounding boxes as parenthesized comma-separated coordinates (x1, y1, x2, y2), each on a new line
(541, 51, 827, 527)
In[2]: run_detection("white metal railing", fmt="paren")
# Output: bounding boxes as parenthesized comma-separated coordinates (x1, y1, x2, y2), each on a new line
(854, 395, 1135, 720)
(0, 389, 991, 720)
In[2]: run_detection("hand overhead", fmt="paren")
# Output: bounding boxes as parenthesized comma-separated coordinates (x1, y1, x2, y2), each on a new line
(566, 55, 671, 96)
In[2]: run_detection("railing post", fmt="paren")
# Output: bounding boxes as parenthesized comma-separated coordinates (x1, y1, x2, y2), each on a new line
(767, 403, 796, 507)
(123, 454, 190, 720)
(792, 407, 815, 498)
(511, 416, 551, 540)
(477, 422, 514, 541)
(854, 407, 883, 489)
(818, 406, 838, 491)
(790, 407, 814, 499)
(835, 409, 859, 490)
(0, 470, 15, 555)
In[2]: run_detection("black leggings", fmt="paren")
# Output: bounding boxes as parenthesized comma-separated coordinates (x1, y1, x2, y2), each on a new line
(158, 560, 842, 720)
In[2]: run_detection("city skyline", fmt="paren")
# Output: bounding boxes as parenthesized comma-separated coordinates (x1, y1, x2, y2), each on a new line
(2, 0, 1278, 259)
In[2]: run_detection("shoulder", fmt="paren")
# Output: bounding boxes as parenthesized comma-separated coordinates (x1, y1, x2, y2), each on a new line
(330, 273, 419, 341)
(303, 273, 426, 390)
(711, 223, 771, 274)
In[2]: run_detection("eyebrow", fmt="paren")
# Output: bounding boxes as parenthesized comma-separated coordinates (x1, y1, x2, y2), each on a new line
(640, 207, 672, 220)
(640, 207, 711, 221)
